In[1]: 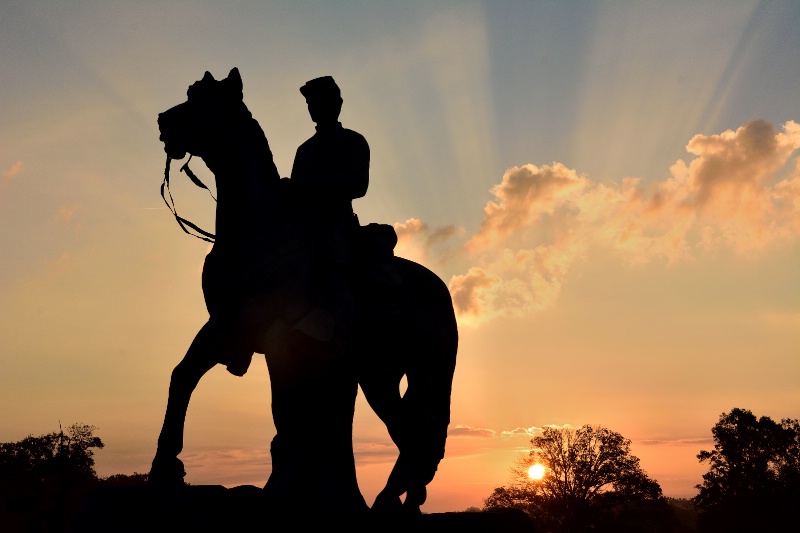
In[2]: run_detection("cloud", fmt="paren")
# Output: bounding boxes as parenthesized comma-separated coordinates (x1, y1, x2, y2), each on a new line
(499, 426, 541, 439)
(638, 120, 800, 255)
(447, 424, 579, 441)
(179, 447, 272, 486)
(635, 437, 714, 447)
(393, 120, 800, 323)
(2, 160, 23, 190)
(53, 204, 84, 233)
(467, 162, 590, 253)
(498, 424, 575, 439)
(182, 447, 272, 470)
(54, 205, 77, 225)
(448, 424, 497, 438)
(448, 267, 501, 318)
(394, 218, 459, 265)
(353, 441, 400, 465)
(685, 120, 798, 207)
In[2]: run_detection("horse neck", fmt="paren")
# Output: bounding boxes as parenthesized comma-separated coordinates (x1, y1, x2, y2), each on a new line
(202, 113, 281, 249)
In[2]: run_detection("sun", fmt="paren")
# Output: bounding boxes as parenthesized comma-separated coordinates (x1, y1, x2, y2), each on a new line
(528, 463, 545, 480)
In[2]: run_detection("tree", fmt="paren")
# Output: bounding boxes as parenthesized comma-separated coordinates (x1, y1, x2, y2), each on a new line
(0, 424, 104, 532)
(694, 408, 800, 532)
(485, 425, 669, 532)
(0, 423, 104, 485)
(99, 472, 149, 486)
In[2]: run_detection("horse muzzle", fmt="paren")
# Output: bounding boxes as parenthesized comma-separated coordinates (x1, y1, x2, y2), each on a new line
(158, 104, 191, 160)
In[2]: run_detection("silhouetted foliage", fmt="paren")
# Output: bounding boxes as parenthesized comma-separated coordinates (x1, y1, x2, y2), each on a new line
(0, 423, 104, 532)
(694, 408, 800, 532)
(485, 425, 676, 533)
(99, 472, 149, 486)
(664, 498, 699, 532)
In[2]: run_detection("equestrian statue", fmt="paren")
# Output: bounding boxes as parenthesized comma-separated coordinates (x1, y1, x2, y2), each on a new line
(149, 68, 458, 516)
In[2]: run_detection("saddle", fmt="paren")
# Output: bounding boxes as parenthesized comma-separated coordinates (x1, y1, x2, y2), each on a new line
(354, 223, 397, 261)
(217, 222, 402, 376)
(353, 223, 403, 314)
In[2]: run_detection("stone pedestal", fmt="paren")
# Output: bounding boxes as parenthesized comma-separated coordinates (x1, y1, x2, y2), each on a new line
(73, 485, 536, 532)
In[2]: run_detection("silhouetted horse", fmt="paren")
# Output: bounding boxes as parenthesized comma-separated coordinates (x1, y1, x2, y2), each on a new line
(151, 68, 457, 515)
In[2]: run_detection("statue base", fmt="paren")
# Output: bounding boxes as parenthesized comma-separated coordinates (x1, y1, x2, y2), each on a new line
(73, 484, 536, 532)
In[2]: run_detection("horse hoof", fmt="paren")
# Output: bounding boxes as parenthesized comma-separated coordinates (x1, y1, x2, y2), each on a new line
(148, 456, 186, 487)
(405, 485, 427, 507)
(371, 492, 403, 515)
(401, 503, 422, 516)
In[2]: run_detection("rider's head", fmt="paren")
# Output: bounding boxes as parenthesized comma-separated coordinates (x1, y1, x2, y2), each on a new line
(300, 76, 343, 125)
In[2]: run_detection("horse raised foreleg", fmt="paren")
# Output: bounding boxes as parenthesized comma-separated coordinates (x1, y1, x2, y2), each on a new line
(149, 321, 221, 485)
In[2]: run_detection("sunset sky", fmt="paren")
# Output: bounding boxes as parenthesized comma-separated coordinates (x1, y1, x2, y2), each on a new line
(1, 0, 798, 512)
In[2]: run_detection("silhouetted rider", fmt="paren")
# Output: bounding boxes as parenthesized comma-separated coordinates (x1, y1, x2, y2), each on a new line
(291, 76, 369, 220)
(291, 76, 369, 344)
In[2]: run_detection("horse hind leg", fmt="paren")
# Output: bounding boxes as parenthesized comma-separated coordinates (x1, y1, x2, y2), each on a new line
(404, 483, 427, 513)
(358, 369, 408, 513)
(372, 453, 415, 515)
(369, 393, 434, 515)
(374, 451, 436, 515)
(149, 321, 221, 485)
(382, 368, 451, 514)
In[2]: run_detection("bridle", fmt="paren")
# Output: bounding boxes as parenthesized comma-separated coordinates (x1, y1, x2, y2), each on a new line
(161, 154, 217, 242)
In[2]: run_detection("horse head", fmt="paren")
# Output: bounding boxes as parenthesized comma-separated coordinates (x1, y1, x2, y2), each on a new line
(158, 68, 245, 160)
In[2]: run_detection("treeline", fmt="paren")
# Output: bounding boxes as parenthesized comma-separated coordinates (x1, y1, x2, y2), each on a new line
(3, 408, 797, 532)
(484, 408, 800, 533)
(0, 424, 147, 532)
(694, 408, 799, 532)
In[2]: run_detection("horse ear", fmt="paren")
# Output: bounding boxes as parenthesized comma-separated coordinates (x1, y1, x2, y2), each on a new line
(226, 68, 243, 98)
(228, 68, 242, 87)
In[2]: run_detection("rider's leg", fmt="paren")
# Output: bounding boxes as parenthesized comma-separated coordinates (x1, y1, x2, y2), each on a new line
(313, 215, 356, 346)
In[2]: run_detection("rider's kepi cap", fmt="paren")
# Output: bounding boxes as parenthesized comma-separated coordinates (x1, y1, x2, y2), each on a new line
(300, 76, 341, 101)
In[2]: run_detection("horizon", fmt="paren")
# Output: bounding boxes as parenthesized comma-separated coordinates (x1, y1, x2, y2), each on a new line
(1, 0, 798, 512)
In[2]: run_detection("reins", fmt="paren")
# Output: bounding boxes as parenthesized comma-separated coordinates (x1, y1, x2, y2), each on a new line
(161, 155, 217, 242)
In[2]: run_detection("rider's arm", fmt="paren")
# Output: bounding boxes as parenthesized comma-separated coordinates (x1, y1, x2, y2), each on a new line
(343, 131, 369, 200)
(290, 131, 369, 202)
